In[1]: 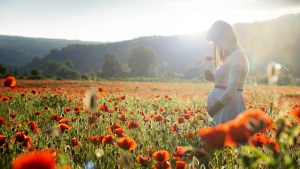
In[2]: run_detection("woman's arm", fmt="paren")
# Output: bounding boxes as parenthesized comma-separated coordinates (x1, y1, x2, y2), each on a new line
(208, 54, 245, 117)
(208, 100, 225, 117)
(218, 54, 244, 105)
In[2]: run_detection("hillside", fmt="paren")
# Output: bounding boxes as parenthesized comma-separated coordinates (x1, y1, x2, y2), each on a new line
(0, 35, 99, 65)
(0, 46, 32, 65)
(21, 34, 210, 76)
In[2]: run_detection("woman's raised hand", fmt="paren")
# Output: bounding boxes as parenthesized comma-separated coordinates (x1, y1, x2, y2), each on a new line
(205, 70, 215, 82)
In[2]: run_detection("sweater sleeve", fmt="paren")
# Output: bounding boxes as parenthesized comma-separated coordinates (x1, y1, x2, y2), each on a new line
(218, 54, 244, 105)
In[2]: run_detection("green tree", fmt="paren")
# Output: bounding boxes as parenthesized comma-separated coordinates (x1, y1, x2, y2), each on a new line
(56, 65, 80, 80)
(128, 46, 156, 77)
(41, 59, 61, 77)
(0, 63, 7, 76)
(184, 61, 206, 80)
(101, 53, 123, 78)
(30, 69, 40, 77)
(28, 69, 42, 79)
(64, 60, 74, 69)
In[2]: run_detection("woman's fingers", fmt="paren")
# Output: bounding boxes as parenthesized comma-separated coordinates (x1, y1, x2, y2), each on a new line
(205, 70, 214, 81)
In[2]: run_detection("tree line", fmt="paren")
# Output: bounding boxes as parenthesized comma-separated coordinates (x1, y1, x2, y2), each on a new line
(0, 46, 159, 80)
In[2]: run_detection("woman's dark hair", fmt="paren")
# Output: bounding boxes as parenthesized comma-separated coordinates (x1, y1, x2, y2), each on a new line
(207, 20, 237, 43)
(206, 20, 238, 66)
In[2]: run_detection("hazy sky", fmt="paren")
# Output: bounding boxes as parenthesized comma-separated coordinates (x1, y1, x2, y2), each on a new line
(0, 0, 300, 42)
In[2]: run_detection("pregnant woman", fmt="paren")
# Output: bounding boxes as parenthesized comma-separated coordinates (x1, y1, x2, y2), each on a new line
(205, 20, 249, 125)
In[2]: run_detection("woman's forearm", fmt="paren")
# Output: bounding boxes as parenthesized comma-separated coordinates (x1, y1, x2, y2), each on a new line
(208, 100, 224, 117)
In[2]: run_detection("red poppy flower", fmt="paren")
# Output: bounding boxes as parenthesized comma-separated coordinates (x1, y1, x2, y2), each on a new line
(102, 135, 115, 144)
(182, 114, 191, 120)
(0, 117, 4, 126)
(34, 111, 41, 116)
(64, 108, 71, 114)
(248, 133, 267, 147)
(154, 115, 163, 122)
(0, 135, 6, 146)
(175, 161, 186, 169)
(51, 114, 63, 121)
(175, 146, 186, 156)
(119, 95, 126, 100)
(13, 132, 27, 142)
(170, 124, 179, 132)
(70, 138, 81, 147)
(177, 133, 182, 139)
(108, 123, 121, 133)
(98, 87, 105, 93)
(59, 118, 70, 124)
(12, 150, 57, 169)
(128, 121, 139, 129)
(225, 121, 250, 147)
(113, 106, 119, 111)
(290, 105, 300, 123)
(172, 146, 188, 160)
(25, 118, 30, 123)
(118, 114, 127, 121)
(266, 137, 280, 153)
(198, 127, 226, 149)
(74, 105, 80, 112)
(136, 155, 148, 167)
(152, 150, 170, 163)
(3, 76, 16, 87)
(31, 89, 38, 96)
(159, 107, 165, 113)
(10, 113, 17, 118)
(235, 109, 273, 133)
(143, 116, 151, 122)
(185, 131, 196, 139)
(249, 133, 279, 153)
(153, 161, 171, 169)
(113, 128, 125, 137)
(2, 96, 9, 103)
(88, 135, 104, 145)
(27, 121, 40, 132)
(177, 117, 185, 124)
(22, 136, 35, 151)
(116, 137, 137, 151)
(58, 123, 72, 132)
(99, 104, 110, 112)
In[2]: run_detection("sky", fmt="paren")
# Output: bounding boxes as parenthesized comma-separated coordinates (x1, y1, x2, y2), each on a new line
(0, 0, 300, 42)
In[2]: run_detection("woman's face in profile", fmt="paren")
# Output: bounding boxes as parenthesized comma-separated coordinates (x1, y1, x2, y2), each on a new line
(214, 38, 226, 50)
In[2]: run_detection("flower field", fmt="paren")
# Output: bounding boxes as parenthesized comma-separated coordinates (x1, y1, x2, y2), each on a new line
(0, 78, 300, 169)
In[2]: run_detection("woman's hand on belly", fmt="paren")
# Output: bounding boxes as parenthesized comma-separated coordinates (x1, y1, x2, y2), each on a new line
(207, 100, 225, 118)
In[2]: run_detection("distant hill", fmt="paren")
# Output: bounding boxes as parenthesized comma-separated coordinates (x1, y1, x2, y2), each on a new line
(21, 34, 210, 76)
(0, 46, 32, 65)
(0, 35, 100, 65)
(2, 13, 300, 78)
